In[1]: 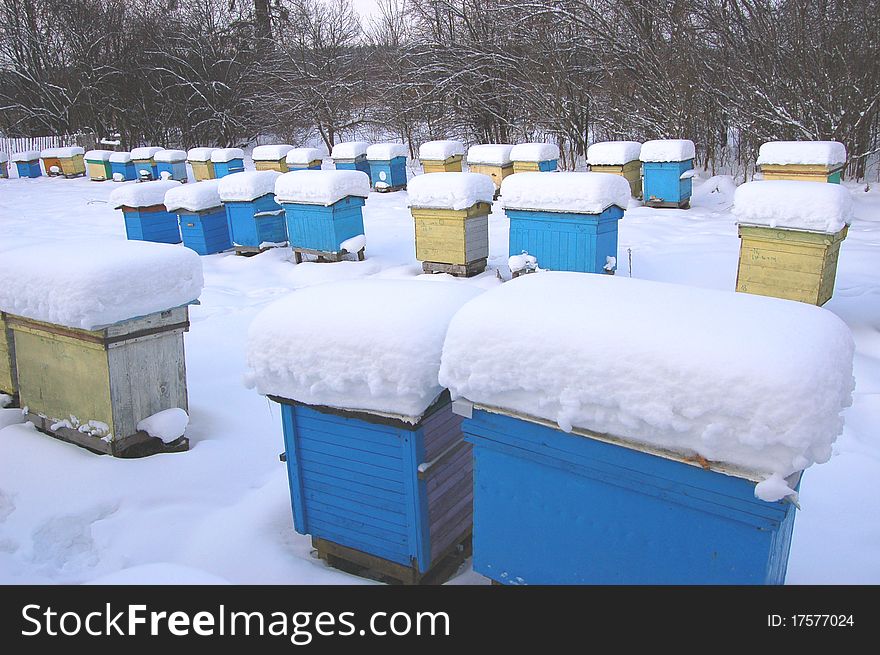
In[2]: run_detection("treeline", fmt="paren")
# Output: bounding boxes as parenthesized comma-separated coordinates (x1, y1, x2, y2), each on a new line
(1, 0, 878, 178)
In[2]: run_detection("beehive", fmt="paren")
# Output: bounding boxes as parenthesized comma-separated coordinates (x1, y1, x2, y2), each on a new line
(587, 141, 643, 199)
(510, 142, 559, 174)
(757, 141, 846, 184)
(186, 147, 217, 181)
(41, 147, 85, 178)
(366, 143, 408, 191)
(12, 152, 41, 178)
(466, 144, 514, 193)
(331, 141, 371, 176)
(419, 140, 464, 173)
(210, 148, 245, 178)
(164, 179, 231, 255)
(218, 170, 287, 254)
(155, 149, 188, 182)
(130, 146, 164, 181)
(109, 152, 136, 181)
(85, 149, 114, 181)
(109, 180, 182, 244)
(640, 139, 695, 208)
(285, 147, 324, 171)
(252, 144, 293, 172)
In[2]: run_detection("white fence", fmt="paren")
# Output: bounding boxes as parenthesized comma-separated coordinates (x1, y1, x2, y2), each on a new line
(0, 133, 97, 158)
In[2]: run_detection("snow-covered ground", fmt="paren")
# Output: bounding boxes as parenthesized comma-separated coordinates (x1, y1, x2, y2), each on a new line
(0, 165, 878, 584)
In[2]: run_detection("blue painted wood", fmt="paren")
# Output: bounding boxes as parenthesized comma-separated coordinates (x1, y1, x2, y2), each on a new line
(156, 161, 188, 182)
(506, 205, 623, 273)
(462, 408, 798, 585)
(335, 156, 371, 176)
(276, 398, 469, 575)
(132, 159, 159, 180)
(287, 163, 322, 171)
(368, 156, 407, 189)
(177, 206, 232, 255)
(538, 159, 558, 172)
(122, 208, 181, 244)
(15, 161, 41, 178)
(110, 160, 136, 181)
(213, 159, 245, 178)
(281, 196, 365, 253)
(643, 159, 693, 205)
(224, 193, 287, 248)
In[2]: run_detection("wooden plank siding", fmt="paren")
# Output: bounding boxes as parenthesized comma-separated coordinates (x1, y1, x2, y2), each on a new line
(759, 163, 843, 184)
(412, 202, 491, 267)
(590, 160, 642, 199)
(0, 312, 18, 399)
(422, 155, 463, 173)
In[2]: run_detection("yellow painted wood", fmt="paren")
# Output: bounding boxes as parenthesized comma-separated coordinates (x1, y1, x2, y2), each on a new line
(87, 161, 108, 181)
(736, 224, 847, 305)
(759, 164, 843, 183)
(0, 313, 15, 396)
(189, 160, 215, 181)
(467, 163, 514, 189)
(422, 155, 463, 173)
(59, 154, 85, 177)
(254, 159, 287, 172)
(590, 160, 642, 198)
(411, 203, 491, 265)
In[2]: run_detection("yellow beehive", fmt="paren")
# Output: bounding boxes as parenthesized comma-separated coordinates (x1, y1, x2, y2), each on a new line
(60, 154, 85, 177)
(467, 163, 513, 190)
(736, 224, 847, 306)
(190, 160, 215, 181)
(412, 202, 490, 277)
(590, 160, 642, 199)
(422, 155, 463, 173)
(255, 159, 287, 172)
(0, 312, 16, 399)
(756, 141, 846, 184)
(759, 164, 843, 184)
(8, 307, 190, 455)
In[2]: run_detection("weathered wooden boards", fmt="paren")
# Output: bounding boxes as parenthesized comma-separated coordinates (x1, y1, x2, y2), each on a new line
(413, 203, 490, 277)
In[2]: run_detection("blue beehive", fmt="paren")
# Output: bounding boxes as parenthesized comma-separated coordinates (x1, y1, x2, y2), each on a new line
(439, 272, 852, 585)
(366, 143, 408, 191)
(331, 141, 371, 176)
(640, 139, 695, 208)
(12, 152, 41, 178)
(246, 278, 482, 582)
(109, 180, 183, 244)
(155, 149, 188, 182)
(210, 148, 245, 178)
(218, 170, 287, 253)
(501, 172, 629, 274)
(130, 146, 163, 181)
(109, 152, 136, 181)
(275, 169, 370, 260)
(164, 179, 231, 255)
(285, 147, 324, 171)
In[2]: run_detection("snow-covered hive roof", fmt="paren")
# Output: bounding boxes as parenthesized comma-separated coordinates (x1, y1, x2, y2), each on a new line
(274, 169, 370, 206)
(756, 141, 847, 167)
(0, 239, 203, 331)
(246, 279, 484, 420)
(84, 149, 114, 161)
(366, 143, 408, 161)
(109, 180, 181, 209)
(467, 144, 514, 165)
(419, 140, 465, 161)
(130, 146, 163, 160)
(640, 139, 695, 163)
(109, 152, 132, 163)
(154, 149, 187, 163)
(407, 172, 496, 210)
(40, 146, 84, 158)
(510, 142, 560, 162)
(252, 144, 293, 161)
(186, 147, 216, 162)
(331, 141, 370, 159)
(164, 179, 222, 212)
(733, 180, 852, 233)
(210, 148, 244, 163)
(439, 272, 855, 501)
(501, 171, 631, 213)
(218, 170, 281, 202)
(285, 147, 324, 164)
(12, 151, 40, 162)
(587, 141, 642, 166)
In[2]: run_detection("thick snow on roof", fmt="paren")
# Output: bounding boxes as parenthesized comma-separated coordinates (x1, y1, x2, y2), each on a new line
(186, 147, 216, 162)
(418, 140, 465, 161)
(467, 144, 514, 165)
(109, 179, 181, 209)
(587, 141, 642, 165)
(218, 170, 281, 202)
(130, 146, 163, 160)
(733, 180, 852, 233)
(640, 139, 695, 162)
(252, 144, 293, 161)
(0, 239, 203, 330)
(164, 179, 223, 212)
(756, 141, 847, 167)
(331, 141, 370, 159)
(84, 150, 114, 161)
(285, 147, 325, 164)
(210, 148, 244, 163)
(274, 169, 370, 206)
(510, 142, 560, 162)
(501, 171, 631, 213)
(439, 272, 855, 500)
(40, 147, 85, 158)
(407, 172, 496, 210)
(109, 152, 132, 163)
(366, 143, 408, 160)
(246, 279, 484, 420)
(11, 151, 40, 162)
(154, 149, 187, 163)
